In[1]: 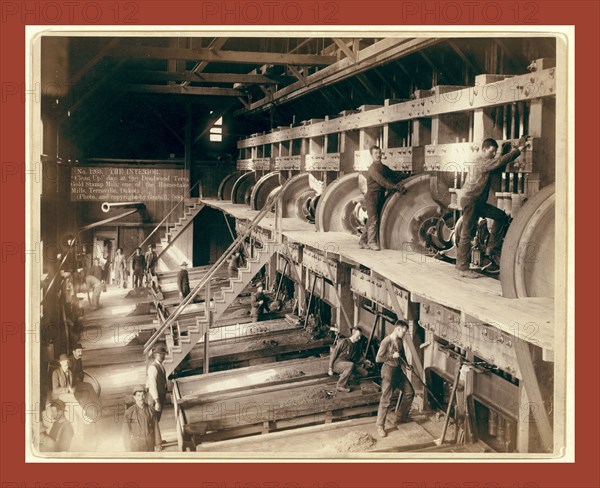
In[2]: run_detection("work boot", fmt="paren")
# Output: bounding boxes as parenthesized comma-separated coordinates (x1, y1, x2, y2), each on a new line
(377, 426, 387, 438)
(368, 242, 381, 251)
(336, 386, 351, 393)
(458, 269, 480, 279)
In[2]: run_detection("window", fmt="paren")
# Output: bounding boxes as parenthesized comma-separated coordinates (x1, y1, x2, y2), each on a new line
(210, 116, 223, 142)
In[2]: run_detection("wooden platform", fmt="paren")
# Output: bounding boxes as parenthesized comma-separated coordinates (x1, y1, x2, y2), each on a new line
(174, 356, 386, 449)
(172, 319, 333, 376)
(201, 198, 555, 352)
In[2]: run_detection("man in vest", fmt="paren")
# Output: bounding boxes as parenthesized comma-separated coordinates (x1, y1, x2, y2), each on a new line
(146, 345, 168, 423)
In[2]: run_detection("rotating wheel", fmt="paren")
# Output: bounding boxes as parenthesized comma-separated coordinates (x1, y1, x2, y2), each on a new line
(316, 173, 366, 232)
(278, 173, 317, 221)
(379, 174, 444, 253)
(500, 183, 555, 298)
(250, 172, 281, 210)
(231, 172, 257, 205)
(217, 172, 242, 201)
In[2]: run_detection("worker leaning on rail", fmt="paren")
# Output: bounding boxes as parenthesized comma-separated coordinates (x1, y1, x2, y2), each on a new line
(456, 137, 527, 279)
(359, 145, 408, 251)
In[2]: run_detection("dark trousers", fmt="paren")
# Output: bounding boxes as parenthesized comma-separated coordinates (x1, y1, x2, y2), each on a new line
(359, 193, 383, 246)
(129, 435, 155, 452)
(332, 360, 369, 388)
(376, 364, 415, 427)
(456, 197, 508, 271)
(133, 271, 144, 288)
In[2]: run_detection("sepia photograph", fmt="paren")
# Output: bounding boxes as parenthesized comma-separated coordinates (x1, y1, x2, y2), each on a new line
(26, 27, 571, 461)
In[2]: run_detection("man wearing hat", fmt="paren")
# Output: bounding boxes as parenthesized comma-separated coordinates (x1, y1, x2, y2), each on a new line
(131, 247, 145, 288)
(40, 398, 74, 452)
(177, 261, 191, 299)
(122, 385, 162, 452)
(69, 343, 101, 415)
(146, 346, 168, 422)
(52, 353, 74, 399)
(69, 343, 85, 385)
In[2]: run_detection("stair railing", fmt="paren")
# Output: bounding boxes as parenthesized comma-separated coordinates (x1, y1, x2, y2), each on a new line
(128, 179, 203, 262)
(143, 185, 284, 357)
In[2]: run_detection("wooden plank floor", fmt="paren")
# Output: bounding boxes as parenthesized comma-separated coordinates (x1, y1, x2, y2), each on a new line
(202, 198, 554, 352)
(197, 416, 436, 456)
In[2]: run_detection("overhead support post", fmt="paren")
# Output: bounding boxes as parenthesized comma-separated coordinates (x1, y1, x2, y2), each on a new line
(513, 340, 554, 452)
(383, 277, 425, 381)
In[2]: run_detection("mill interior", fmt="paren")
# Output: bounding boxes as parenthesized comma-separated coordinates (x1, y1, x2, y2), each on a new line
(36, 35, 560, 455)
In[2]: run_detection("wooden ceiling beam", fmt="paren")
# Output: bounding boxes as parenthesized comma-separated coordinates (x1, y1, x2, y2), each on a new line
(122, 84, 243, 97)
(109, 45, 336, 66)
(236, 38, 441, 115)
(122, 70, 291, 85)
(332, 38, 356, 62)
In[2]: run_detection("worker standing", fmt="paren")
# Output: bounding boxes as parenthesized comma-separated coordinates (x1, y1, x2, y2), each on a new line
(144, 244, 158, 287)
(177, 261, 191, 298)
(146, 346, 168, 423)
(131, 247, 145, 288)
(456, 137, 526, 278)
(122, 385, 162, 452)
(375, 321, 415, 437)
(359, 145, 408, 251)
(113, 248, 125, 288)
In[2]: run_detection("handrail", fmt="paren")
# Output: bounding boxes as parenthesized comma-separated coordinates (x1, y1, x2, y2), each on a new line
(128, 179, 203, 260)
(41, 208, 140, 305)
(143, 186, 283, 356)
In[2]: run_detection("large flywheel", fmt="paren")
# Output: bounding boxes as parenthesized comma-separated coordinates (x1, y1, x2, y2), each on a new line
(250, 172, 281, 210)
(279, 173, 317, 221)
(500, 183, 555, 298)
(230, 172, 257, 205)
(217, 172, 242, 201)
(315, 173, 366, 233)
(379, 174, 446, 253)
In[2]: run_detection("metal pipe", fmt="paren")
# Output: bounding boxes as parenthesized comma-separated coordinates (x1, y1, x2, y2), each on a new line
(101, 201, 144, 213)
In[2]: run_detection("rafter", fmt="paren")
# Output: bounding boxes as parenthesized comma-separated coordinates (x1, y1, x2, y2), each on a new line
(121, 70, 291, 85)
(287, 65, 308, 86)
(332, 38, 356, 62)
(236, 38, 441, 116)
(122, 84, 243, 97)
(182, 37, 229, 87)
(69, 38, 121, 86)
(109, 45, 336, 66)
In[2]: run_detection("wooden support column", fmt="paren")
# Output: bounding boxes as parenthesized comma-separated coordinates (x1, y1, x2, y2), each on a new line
(514, 340, 553, 452)
(185, 104, 192, 176)
(473, 107, 503, 142)
(267, 252, 277, 291)
(528, 97, 556, 186)
(203, 281, 211, 375)
(329, 262, 353, 335)
(516, 383, 531, 453)
(383, 278, 425, 381)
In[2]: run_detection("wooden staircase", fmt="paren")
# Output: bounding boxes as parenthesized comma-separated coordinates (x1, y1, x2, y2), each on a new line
(161, 239, 278, 377)
(155, 198, 205, 271)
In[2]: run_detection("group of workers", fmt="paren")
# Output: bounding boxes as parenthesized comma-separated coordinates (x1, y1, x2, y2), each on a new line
(44, 343, 168, 453)
(361, 137, 526, 277)
(328, 321, 414, 438)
